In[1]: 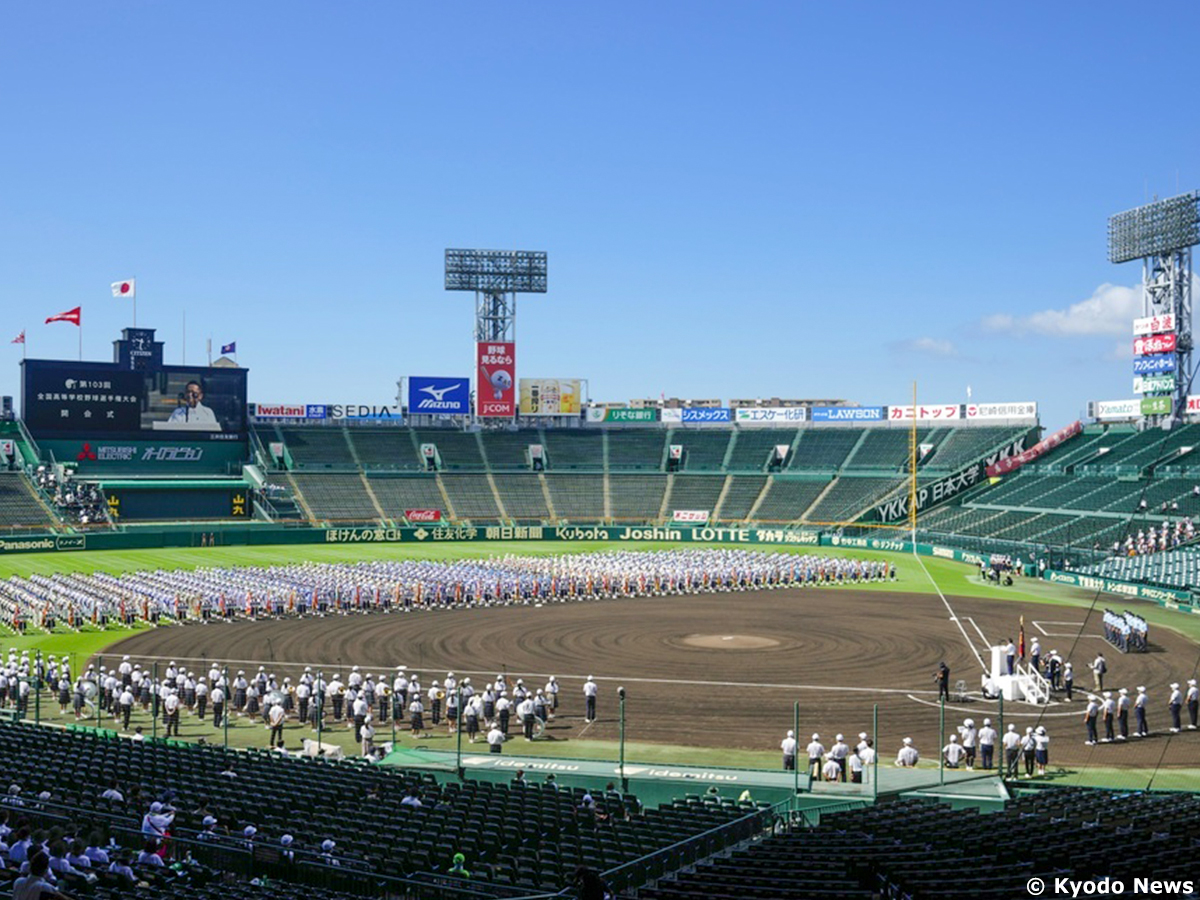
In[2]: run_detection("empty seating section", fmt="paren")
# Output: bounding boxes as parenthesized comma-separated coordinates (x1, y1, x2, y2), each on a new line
(439, 474, 501, 521)
(605, 429, 665, 470)
(806, 477, 897, 522)
(1031, 427, 1114, 470)
(787, 429, 860, 470)
(922, 426, 1025, 471)
(1100, 423, 1200, 470)
(717, 476, 766, 520)
(260, 424, 1084, 529)
(480, 430, 541, 470)
(541, 430, 604, 470)
(675, 430, 733, 471)
(727, 429, 795, 471)
(0, 720, 757, 898)
(545, 475, 605, 520)
(645, 789, 1200, 900)
(0, 473, 55, 530)
(412, 429, 482, 469)
(278, 428, 354, 467)
(492, 474, 550, 520)
(367, 476, 444, 519)
(665, 476, 725, 516)
(609, 475, 666, 521)
(975, 474, 1074, 508)
(842, 428, 919, 470)
(288, 474, 377, 522)
(752, 479, 828, 522)
(345, 430, 421, 470)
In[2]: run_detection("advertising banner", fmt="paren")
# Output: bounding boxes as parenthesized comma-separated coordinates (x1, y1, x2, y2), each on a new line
(810, 406, 883, 422)
(1141, 396, 1172, 416)
(518, 378, 582, 416)
(586, 407, 656, 423)
(672, 510, 710, 523)
(476, 342, 516, 418)
(735, 407, 808, 425)
(681, 408, 732, 424)
(660, 409, 682, 423)
(38, 438, 247, 475)
(1132, 313, 1176, 336)
(326, 404, 403, 421)
(254, 404, 309, 419)
(876, 434, 1029, 521)
(1092, 399, 1140, 420)
(1190, 396, 1200, 414)
(1133, 375, 1176, 394)
(887, 404, 961, 421)
(404, 509, 442, 522)
(1133, 355, 1176, 375)
(964, 402, 1038, 421)
(408, 377, 470, 416)
(985, 420, 1082, 477)
(1133, 334, 1177, 356)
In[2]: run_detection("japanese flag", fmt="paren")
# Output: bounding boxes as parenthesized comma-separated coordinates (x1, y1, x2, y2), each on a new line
(111, 279, 136, 299)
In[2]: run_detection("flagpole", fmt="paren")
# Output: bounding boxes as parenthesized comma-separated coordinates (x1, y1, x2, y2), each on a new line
(133, 276, 137, 327)
(207, 338, 212, 367)
(182, 310, 186, 365)
(79, 320, 82, 361)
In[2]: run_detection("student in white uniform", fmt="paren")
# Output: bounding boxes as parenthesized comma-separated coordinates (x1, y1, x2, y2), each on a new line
(895, 737, 919, 767)
(780, 730, 797, 771)
(942, 735, 966, 768)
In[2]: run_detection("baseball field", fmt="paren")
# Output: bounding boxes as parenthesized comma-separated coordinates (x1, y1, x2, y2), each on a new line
(2, 541, 1198, 791)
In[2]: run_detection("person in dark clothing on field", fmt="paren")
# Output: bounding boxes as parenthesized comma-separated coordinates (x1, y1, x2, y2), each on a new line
(934, 662, 950, 702)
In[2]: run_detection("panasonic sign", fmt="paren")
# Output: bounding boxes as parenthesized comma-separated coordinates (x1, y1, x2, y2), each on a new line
(408, 377, 470, 416)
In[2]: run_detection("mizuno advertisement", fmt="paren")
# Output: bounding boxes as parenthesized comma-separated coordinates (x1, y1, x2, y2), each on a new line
(409, 377, 471, 416)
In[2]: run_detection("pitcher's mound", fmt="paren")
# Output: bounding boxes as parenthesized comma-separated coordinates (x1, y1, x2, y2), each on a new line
(678, 634, 781, 650)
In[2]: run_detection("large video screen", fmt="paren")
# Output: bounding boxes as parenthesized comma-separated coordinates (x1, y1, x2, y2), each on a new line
(22, 360, 247, 439)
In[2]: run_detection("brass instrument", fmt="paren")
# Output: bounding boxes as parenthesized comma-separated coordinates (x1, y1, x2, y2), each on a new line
(380, 685, 392, 698)
(436, 690, 446, 701)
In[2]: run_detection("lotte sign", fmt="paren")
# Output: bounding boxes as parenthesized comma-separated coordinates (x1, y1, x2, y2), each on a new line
(1133, 334, 1177, 356)
(476, 341, 516, 418)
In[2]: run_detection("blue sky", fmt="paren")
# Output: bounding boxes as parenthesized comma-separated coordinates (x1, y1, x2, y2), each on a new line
(2, 2, 1197, 430)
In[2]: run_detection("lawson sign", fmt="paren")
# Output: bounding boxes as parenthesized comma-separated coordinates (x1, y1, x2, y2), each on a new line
(408, 377, 470, 416)
(811, 406, 885, 422)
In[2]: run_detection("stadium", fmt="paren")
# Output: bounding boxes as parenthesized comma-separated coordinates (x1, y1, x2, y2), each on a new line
(0, 194, 1198, 900)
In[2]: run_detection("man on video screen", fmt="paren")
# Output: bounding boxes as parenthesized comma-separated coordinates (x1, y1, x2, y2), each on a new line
(167, 380, 219, 428)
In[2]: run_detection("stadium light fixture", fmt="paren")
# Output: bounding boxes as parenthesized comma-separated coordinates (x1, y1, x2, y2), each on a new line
(1107, 192, 1200, 263)
(444, 249, 548, 294)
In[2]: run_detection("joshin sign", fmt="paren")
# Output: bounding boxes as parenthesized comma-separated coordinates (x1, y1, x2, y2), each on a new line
(476, 342, 516, 417)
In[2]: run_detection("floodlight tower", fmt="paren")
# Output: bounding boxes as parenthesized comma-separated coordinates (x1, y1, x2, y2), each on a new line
(445, 249, 547, 419)
(1108, 192, 1199, 427)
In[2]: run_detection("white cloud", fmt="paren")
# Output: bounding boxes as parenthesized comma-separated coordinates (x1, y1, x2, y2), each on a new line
(984, 283, 1140, 337)
(893, 337, 958, 357)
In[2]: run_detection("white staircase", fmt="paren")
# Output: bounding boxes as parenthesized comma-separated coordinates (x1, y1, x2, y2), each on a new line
(1015, 663, 1050, 705)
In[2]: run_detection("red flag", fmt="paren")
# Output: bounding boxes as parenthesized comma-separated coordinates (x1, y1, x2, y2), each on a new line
(11, 331, 24, 344)
(1018, 618, 1026, 659)
(45, 307, 81, 326)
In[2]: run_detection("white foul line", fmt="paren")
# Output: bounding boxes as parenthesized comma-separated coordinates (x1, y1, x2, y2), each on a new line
(964, 616, 989, 648)
(911, 543, 987, 672)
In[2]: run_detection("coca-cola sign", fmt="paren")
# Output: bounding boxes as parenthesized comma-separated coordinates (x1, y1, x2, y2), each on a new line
(404, 509, 442, 522)
(1133, 333, 1177, 356)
